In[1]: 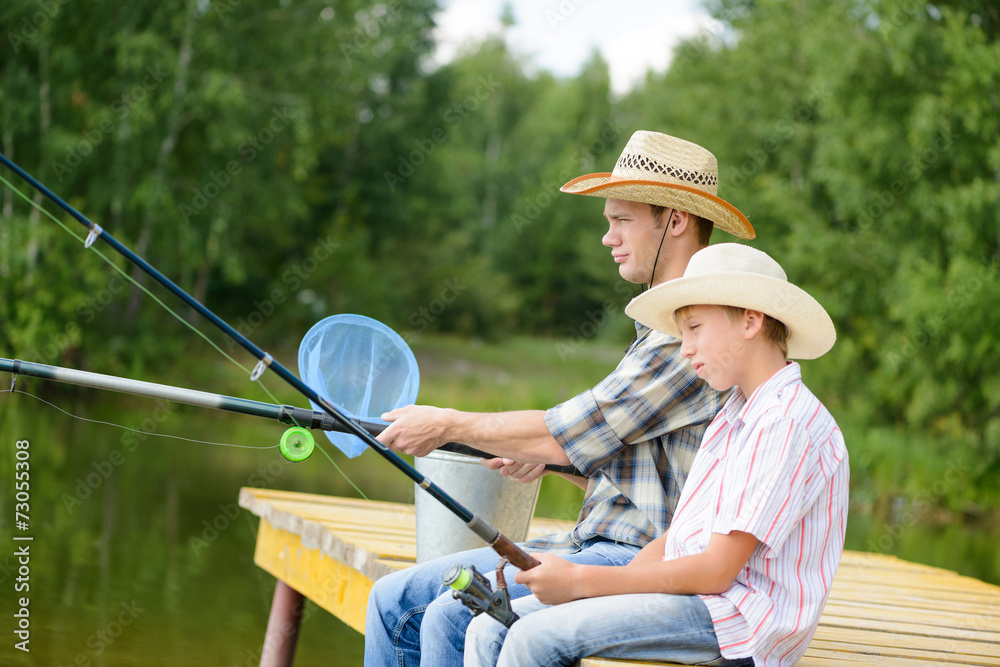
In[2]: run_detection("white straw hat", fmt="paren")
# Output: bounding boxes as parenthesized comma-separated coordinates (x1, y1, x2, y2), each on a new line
(624, 244, 836, 359)
(561, 131, 755, 239)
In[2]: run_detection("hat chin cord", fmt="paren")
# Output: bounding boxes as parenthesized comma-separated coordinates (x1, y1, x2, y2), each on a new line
(644, 208, 674, 292)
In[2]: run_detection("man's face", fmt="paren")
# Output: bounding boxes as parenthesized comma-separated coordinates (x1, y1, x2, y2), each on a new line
(602, 199, 667, 284)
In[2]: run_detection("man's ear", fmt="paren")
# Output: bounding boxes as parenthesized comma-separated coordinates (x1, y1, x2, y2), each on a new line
(743, 309, 766, 339)
(668, 209, 692, 237)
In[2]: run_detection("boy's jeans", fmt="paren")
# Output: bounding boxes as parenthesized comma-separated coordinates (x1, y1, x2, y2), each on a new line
(364, 539, 640, 667)
(465, 590, 754, 667)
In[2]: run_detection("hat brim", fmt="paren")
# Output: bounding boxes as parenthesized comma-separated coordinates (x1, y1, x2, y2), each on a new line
(624, 272, 836, 359)
(561, 173, 755, 240)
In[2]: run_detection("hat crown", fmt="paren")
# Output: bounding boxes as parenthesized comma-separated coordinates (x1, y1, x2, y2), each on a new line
(685, 243, 787, 282)
(612, 131, 720, 194)
(623, 243, 836, 360)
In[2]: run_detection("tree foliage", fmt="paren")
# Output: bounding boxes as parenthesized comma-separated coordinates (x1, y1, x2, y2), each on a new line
(2, 0, 998, 511)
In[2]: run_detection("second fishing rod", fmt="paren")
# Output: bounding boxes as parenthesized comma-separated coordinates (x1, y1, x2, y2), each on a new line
(0, 356, 585, 476)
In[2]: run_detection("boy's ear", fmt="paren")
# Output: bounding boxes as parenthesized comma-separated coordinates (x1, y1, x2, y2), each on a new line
(743, 309, 766, 339)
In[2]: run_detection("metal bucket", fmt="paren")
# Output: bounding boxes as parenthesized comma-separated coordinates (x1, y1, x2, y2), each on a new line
(414, 450, 541, 563)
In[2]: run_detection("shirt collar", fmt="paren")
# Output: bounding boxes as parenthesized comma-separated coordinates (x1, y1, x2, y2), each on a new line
(733, 361, 802, 424)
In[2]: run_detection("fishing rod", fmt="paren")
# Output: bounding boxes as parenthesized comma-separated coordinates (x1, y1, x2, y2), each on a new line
(0, 152, 542, 572)
(0, 356, 584, 476)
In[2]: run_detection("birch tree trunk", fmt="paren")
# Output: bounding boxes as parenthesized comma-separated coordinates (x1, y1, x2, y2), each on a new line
(125, 0, 196, 322)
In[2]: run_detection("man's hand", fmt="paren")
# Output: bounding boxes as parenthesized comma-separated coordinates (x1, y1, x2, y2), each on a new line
(480, 457, 547, 483)
(378, 405, 452, 457)
(378, 407, 569, 465)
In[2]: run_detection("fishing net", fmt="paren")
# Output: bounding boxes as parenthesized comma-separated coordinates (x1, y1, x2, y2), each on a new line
(298, 314, 419, 457)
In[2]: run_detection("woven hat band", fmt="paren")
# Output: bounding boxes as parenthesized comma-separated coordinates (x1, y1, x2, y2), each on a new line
(612, 153, 719, 193)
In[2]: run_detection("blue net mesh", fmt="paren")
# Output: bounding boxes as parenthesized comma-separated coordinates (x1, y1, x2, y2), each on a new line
(297, 314, 419, 457)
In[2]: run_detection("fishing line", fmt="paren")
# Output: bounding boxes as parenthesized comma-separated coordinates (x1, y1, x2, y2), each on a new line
(0, 173, 257, 378)
(312, 439, 368, 500)
(0, 173, 368, 494)
(0, 388, 276, 449)
(1, 152, 543, 572)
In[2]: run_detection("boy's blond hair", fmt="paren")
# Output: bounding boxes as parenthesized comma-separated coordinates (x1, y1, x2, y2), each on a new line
(675, 304, 790, 358)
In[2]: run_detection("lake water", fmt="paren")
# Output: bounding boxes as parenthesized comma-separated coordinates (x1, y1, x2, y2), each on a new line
(2, 383, 998, 666)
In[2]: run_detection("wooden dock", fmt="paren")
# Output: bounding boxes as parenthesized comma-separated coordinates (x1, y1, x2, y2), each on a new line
(239, 487, 1000, 666)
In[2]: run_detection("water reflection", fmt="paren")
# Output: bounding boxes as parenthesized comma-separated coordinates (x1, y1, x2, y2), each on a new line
(1, 388, 997, 667)
(1, 390, 369, 666)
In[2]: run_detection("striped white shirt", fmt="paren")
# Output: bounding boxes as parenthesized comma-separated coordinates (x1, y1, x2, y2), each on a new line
(663, 362, 849, 666)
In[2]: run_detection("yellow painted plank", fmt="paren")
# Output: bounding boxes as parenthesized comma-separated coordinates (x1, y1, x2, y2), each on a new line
(253, 520, 375, 635)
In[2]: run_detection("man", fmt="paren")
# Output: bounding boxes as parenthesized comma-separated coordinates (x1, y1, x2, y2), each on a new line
(364, 130, 755, 667)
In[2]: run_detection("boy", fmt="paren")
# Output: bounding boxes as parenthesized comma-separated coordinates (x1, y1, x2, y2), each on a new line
(465, 243, 849, 667)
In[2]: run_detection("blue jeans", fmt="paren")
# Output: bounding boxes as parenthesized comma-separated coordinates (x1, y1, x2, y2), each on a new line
(363, 539, 640, 667)
(465, 591, 754, 667)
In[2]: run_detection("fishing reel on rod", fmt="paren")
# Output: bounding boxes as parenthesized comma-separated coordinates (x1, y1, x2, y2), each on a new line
(279, 426, 315, 461)
(442, 558, 519, 628)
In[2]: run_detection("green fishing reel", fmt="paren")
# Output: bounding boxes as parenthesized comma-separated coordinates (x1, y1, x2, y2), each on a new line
(442, 563, 520, 628)
(279, 426, 315, 462)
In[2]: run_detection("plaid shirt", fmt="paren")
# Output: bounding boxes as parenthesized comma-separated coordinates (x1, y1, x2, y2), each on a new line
(528, 322, 726, 553)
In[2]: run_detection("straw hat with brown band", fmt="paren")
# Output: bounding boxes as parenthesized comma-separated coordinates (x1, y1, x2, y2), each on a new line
(560, 131, 755, 240)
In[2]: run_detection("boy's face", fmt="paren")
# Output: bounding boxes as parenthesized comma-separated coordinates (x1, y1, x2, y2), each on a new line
(676, 304, 748, 392)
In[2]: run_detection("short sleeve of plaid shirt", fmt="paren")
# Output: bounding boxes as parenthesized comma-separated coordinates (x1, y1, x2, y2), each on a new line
(529, 323, 724, 551)
(546, 325, 720, 477)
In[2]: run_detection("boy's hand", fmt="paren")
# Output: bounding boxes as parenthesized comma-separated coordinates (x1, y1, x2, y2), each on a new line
(480, 457, 547, 483)
(513, 553, 583, 605)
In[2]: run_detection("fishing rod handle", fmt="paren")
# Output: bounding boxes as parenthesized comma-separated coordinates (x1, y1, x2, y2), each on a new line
(489, 533, 541, 570)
